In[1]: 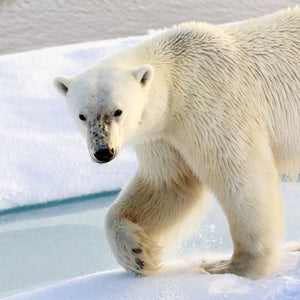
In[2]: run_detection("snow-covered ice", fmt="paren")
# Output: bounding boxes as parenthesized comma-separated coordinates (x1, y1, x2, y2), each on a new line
(3, 252, 300, 300)
(0, 27, 299, 300)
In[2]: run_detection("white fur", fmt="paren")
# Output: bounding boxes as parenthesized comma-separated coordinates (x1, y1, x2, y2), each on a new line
(54, 7, 300, 278)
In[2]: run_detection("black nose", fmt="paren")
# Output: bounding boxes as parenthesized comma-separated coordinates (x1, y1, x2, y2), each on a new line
(93, 147, 115, 163)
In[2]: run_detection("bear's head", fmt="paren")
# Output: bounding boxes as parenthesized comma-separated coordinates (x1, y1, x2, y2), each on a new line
(54, 63, 157, 163)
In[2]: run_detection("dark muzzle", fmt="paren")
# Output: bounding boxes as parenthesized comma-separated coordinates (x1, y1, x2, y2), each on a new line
(93, 147, 115, 163)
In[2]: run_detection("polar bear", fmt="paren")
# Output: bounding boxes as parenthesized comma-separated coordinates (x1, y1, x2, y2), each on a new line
(54, 7, 300, 279)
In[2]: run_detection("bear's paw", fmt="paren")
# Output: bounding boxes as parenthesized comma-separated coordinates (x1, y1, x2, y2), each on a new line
(110, 219, 163, 276)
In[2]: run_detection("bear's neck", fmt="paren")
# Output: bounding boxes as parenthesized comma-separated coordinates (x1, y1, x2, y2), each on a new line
(127, 24, 245, 147)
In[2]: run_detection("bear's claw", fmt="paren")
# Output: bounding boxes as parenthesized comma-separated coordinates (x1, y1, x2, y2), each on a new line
(132, 248, 142, 254)
(202, 259, 232, 274)
(201, 258, 257, 278)
(136, 258, 145, 269)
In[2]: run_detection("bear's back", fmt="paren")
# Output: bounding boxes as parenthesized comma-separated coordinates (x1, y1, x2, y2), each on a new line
(232, 7, 300, 173)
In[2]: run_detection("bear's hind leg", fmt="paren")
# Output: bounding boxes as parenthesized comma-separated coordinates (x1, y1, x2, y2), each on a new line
(204, 160, 284, 278)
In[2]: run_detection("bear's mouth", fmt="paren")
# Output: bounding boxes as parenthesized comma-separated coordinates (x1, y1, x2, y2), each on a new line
(91, 146, 115, 164)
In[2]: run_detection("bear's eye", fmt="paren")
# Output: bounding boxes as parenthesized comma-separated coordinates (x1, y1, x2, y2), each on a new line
(114, 109, 123, 117)
(79, 114, 86, 121)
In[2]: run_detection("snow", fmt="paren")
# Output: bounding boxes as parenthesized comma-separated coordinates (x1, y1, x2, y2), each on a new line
(0, 25, 299, 300)
(3, 252, 300, 300)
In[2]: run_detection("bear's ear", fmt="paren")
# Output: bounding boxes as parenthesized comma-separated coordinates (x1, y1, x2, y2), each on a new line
(54, 76, 73, 96)
(133, 64, 154, 87)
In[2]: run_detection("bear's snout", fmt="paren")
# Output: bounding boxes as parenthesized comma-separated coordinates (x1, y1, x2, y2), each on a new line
(93, 147, 115, 163)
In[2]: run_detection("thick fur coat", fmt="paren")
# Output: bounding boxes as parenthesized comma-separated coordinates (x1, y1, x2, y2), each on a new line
(55, 7, 300, 278)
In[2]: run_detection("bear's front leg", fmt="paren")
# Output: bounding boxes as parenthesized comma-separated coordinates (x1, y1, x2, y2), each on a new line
(105, 155, 205, 275)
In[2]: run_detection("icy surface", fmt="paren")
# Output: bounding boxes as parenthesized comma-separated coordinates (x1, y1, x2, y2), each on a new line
(1, 187, 300, 299)
(1, 0, 299, 55)
(4, 252, 300, 300)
